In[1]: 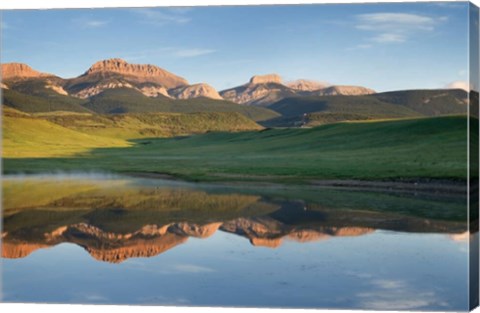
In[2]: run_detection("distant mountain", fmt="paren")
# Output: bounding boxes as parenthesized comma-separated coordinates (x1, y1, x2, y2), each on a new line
(1, 61, 279, 121)
(2, 59, 225, 101)
(1, 63, 54, 80)
(169, 83, 223, 100)
(1, 60, 469, 127)
(64, 58, 189, 98)
(220, 74, 376, 106)
(249, 74, 282, 84)
(286, 79, 329, 92)
(220, 74, 298, 106)
(315, 85, 376, 96)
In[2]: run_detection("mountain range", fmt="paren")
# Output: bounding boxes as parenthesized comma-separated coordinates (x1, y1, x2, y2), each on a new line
(1, 58, 469, 127)
(2, 59, 376, 103)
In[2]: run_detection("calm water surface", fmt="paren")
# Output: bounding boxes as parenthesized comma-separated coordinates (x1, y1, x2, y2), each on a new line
(0, 174, 470, 310)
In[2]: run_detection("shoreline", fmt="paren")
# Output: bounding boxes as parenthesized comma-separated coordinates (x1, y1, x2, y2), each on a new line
(2, 170, 470, 196)
(122, 171, 468, 196)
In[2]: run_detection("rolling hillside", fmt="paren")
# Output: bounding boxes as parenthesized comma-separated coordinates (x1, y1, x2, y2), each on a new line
(266, 89, 468, 126)
(2, 108, 130, 158)
(83, 88, 279, 121)
(2, 107, 265, 158)
(267, 95, 420, 118)
(372, 89, 468, 116)
(2, 84, 91, 113)
(2, 84, 279, 122)
(36, 111, 263, 139)
(4, 116, 469, 182)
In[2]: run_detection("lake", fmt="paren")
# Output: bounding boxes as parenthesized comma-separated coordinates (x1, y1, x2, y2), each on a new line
(1, 174, 471, 310)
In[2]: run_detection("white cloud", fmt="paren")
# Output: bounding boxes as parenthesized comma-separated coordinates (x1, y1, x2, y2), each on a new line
(355, 12, 447, 45)
(85, 20, 108, 28)
(174, 48, 216, 58)
(121, 46, 216, 60)
(73, 17, 109, 28)
(372, 33, 406, 43)
(433, 2, 467, 9)
(357, 13, 438, 31)
(356, 44, 372, 49)
(346, 43, 373, 51)
(132, 8, 191, 26)
(445, 80, 470, 91)
(357, 279, 449, 310)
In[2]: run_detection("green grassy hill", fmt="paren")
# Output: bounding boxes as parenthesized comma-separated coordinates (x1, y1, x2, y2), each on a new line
(4, 116, 469, 182)
(268, 94, 421, 118)
(372, 89, 468, 116)
(266, 89, 468, 126)
(2, 109, 130, 157)
(2, 107, 263, 157)
(36, 111, 263, 139)
(2, 86, 91, 113)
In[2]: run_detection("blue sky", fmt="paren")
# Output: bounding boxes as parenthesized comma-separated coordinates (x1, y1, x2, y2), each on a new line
(1, 2, 471, 91)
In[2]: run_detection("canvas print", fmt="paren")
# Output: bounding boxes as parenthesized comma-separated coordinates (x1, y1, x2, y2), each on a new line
(1, 1, 479, 311)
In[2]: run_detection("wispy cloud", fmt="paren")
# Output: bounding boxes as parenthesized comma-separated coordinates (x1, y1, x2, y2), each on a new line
(132, 8, 191, 26)
(372, 33, 407, 43)
(346, 43, 373, 51)
(357, 279, 449, 310)
(433, 2, 467, 9)
(1, 21, 10, 30)
(73, 17, 110, 29)
(122, 47, 216, 60)
(356, 13, 439, 32)
(458, 69, 467, 77)
(355, 12, 447, 45)
(174, 48, 216, 58)
(85, 20, 109, 28)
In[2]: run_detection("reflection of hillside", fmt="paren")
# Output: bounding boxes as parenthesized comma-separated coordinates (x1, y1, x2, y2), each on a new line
(3, 203, 467, 263)
(3, 178, 123, 211)
(2, 177, 468, 263)
(3, 178, 265, 213)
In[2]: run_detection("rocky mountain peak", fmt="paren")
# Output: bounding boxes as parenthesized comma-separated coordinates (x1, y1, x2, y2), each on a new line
(286, 79, 330, 92)
(319, 85, 376, 96)
(170, 83, 223, 100)
(1, 63, 53, 80)
(82, 58, 189, 89)
(249, 74, 282, 85)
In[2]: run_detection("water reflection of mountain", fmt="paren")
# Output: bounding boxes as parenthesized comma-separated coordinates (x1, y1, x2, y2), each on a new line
(2, 177, 467, 263)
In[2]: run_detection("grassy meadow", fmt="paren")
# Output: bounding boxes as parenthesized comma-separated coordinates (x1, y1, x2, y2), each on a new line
(3, 112, 469, 184)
